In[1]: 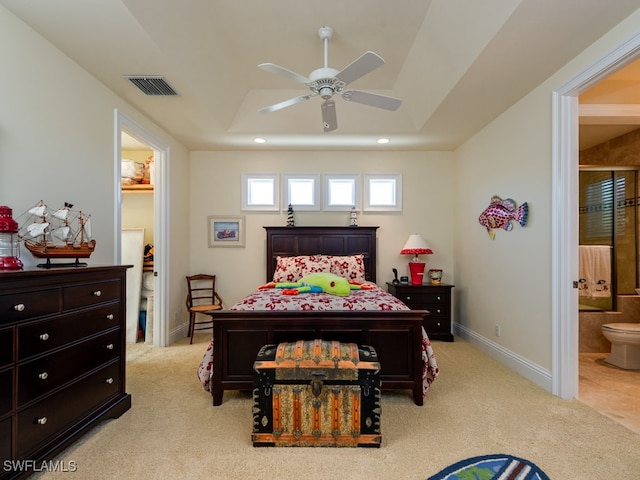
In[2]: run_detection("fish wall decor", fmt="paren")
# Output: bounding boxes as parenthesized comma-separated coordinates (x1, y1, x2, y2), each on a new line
(478, 195, 528, 240)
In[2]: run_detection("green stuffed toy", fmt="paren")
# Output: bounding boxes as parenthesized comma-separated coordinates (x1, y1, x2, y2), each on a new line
(259, 272, 373, 296)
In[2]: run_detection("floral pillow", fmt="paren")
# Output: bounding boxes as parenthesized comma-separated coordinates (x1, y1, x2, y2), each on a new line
(326, 254, 366, 282)
(272, 255, 330, 282)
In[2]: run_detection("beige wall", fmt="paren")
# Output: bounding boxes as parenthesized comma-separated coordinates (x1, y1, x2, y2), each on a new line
(0, 7, 191, 339)
(189, 150, 455, 306)
(454, 9, 640, 376)
(455, 89, 551, 368)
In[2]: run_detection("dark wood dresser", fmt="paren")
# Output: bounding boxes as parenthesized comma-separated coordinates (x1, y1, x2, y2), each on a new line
(0, 266, 131, 479)
(387, 282, 455, 342)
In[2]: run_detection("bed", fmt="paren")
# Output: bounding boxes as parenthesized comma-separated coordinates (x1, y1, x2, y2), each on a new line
(197, 226, 438, 406)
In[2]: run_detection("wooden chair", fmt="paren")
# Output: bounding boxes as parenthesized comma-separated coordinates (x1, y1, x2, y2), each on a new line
(185, 274, 223, 344)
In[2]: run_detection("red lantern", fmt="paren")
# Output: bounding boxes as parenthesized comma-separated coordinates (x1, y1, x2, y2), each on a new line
(0, 205, 24, 270)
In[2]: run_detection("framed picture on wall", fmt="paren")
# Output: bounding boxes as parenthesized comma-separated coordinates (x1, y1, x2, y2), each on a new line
(207, 215, 245, 248)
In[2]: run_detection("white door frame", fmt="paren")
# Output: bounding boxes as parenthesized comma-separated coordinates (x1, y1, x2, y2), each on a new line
(114, 110, 170, 347)
(552, 31, 640, 399)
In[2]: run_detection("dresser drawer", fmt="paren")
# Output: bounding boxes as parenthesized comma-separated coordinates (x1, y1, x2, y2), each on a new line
(0, 327, 13, 368)
(0, 288, 59, 324)
(418, 302, 449, 318)
(387, 283, 454, 342)
(16, 360, 121, 459)
(423, 316, 451, 336)
(18, 305, 120, 360)
(63, 279, 121, 311)
(17, 329, 121, 407)
(395, 291, 449, 306)
(0, 369, 13, 416)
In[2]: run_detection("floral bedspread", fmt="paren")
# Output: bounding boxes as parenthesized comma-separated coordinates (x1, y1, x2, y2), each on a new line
(232, 283, 411, 311)
(197, 284, 439, 398)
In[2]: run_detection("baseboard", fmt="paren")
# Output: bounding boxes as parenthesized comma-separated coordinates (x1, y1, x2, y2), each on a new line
(169, 322, 190, 345)
(453, 323, 552, 392)
(168, 322, 212, 345)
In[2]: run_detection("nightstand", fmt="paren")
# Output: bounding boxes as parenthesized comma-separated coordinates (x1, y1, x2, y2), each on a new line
(387, 282, 454, 341)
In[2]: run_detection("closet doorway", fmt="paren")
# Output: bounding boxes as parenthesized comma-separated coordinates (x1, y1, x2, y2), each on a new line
(115, 110, 169, 347)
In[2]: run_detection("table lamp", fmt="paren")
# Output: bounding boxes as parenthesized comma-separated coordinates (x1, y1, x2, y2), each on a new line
(401, 233, 433, 285)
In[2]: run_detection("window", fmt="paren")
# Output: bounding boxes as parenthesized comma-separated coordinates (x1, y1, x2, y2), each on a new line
(323, 174, 360, 211)
(282, 174, 320, 211)
(585, 176, 625, 238)
(364, 174, 402, 211)
(241, 173, 279, 211)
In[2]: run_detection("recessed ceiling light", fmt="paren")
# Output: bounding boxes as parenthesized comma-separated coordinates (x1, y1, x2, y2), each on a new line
(377, 138, 390, 144)
(253, 137, 266, 144)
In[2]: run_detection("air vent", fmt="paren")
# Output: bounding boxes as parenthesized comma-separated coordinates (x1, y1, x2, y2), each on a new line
(124, 76, 178, 96)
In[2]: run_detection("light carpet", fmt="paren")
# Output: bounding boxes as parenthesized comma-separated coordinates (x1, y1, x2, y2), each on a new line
(31, 334, 640, 480)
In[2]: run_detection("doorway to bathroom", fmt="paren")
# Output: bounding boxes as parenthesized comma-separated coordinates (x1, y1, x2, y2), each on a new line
(552, 29, 640, 403)
(573, 65, 640, 434)
(578, 168, 638, 313)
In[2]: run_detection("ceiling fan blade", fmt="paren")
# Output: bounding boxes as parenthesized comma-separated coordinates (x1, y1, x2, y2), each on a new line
(342, 90, 401, 111)
(335, 51, 385, 85)
(258, 94, 313, 114)
(321, 99, 337, 132)
(258, 63, 311, 85)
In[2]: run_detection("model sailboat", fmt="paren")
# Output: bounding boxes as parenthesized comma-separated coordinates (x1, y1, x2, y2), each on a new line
(18, 201, 96, 267)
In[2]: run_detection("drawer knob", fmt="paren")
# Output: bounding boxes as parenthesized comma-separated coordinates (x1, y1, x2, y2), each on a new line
(39, 333, 50, 341)
(38, 372, 49, 380)
(13, 303, 25, 312)
(406, 296, 411, 300)
(92, 290, 102, 297)
(437, 296, 441, 300)
(106, 344, 114, 350)
(437, 322, 441, 327)
(105, 377, 114, 384)
(106, 314, 114, 320)
(436, 309, 442, 314)
(36, 417, 48, 425)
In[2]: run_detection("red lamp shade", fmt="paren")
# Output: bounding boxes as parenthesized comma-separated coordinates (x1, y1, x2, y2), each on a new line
(401, 234, 433, 285)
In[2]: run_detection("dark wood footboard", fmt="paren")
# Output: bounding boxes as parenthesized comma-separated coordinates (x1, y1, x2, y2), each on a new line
(208, 310, 426, 406)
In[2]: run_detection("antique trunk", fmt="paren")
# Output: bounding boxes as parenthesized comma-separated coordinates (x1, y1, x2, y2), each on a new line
(252, 339, 381, 447)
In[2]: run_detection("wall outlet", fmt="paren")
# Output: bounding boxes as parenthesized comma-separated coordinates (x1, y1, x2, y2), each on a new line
(494, 324, 501, 337)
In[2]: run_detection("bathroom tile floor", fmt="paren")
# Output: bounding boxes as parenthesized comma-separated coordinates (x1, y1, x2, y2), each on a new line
(579, 353, 640, 435)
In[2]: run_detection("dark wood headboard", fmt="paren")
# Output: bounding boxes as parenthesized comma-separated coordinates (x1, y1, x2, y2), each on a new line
(264, 226, 378, 283)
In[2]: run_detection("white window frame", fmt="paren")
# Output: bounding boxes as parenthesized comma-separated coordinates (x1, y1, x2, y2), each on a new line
(323, 173, 360, 211)
(363, 173, 402, 211)
(282, 173, 320, 211)
(241, 173, 279, 211)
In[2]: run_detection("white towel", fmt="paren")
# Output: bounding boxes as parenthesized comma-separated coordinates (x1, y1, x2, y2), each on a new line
(578, 245, 611, 298)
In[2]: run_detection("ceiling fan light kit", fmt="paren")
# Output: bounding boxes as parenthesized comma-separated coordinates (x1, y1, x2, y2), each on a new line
(258, 26, 401, 132)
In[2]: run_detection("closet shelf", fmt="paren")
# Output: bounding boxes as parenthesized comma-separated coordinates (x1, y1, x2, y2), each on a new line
(122, 184, 153, 192)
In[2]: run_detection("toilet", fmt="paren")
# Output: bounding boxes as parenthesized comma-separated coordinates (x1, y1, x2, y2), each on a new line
(601, 323, 640, 369)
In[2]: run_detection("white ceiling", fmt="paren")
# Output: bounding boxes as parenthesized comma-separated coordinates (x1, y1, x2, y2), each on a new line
(2, 0, 640, 151)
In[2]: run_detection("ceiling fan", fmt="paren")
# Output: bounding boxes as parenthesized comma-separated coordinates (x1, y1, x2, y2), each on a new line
(257, 26, 402, 132)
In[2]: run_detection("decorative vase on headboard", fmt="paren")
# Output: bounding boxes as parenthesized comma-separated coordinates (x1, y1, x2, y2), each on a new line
(350, 207, 358, 227)
(286, 204, 295, 227)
